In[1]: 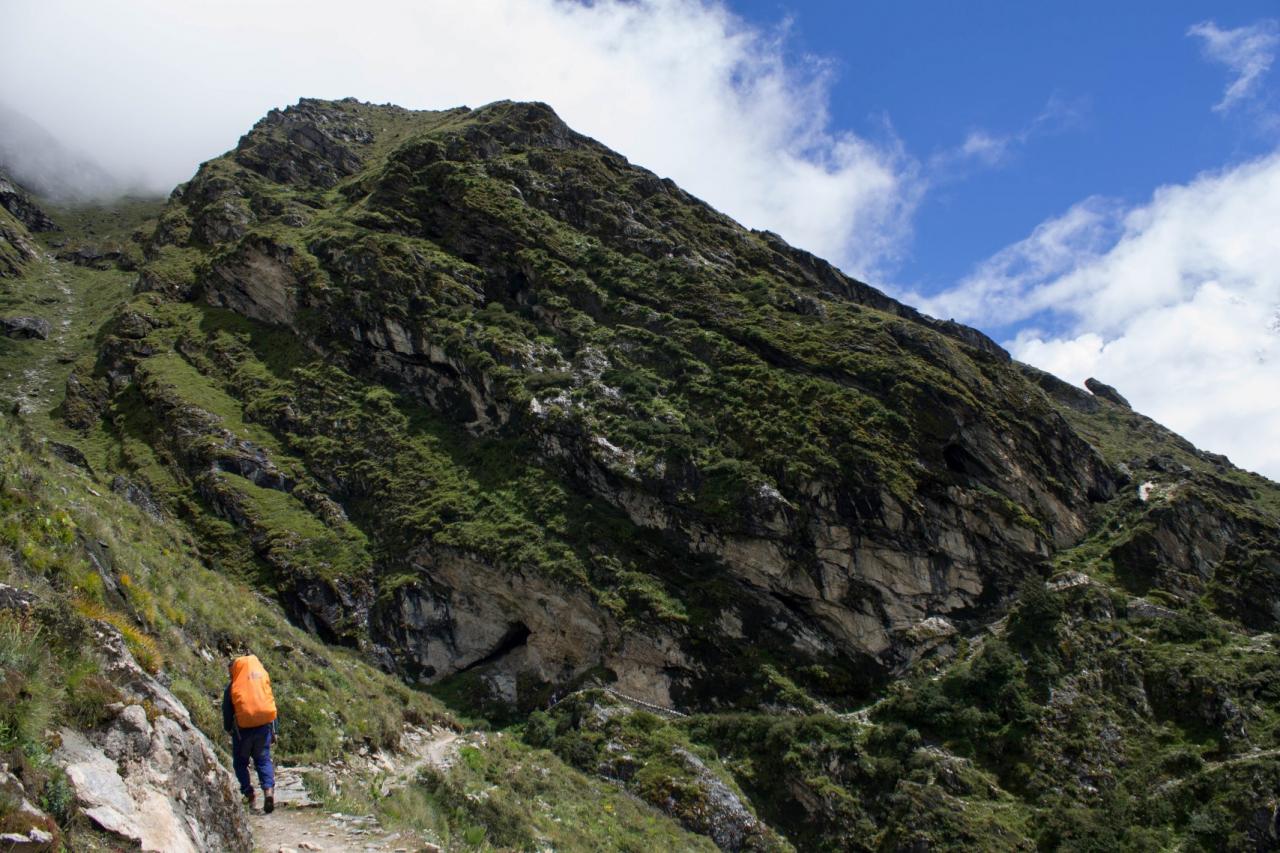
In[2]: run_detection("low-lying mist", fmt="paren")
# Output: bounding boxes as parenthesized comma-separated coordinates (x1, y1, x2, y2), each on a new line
(0, 103, 153, 203)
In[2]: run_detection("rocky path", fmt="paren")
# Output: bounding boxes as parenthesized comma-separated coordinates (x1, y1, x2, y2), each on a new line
(10, 254, 73, 415)
(547, 686, 688, 719)
(248, 727, 459, 853)
(249, 805, 421, 853)
(1153, 746, 1280, 797)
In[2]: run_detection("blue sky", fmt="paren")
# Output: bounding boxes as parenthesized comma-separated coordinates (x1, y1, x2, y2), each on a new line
(732, 0, 1278, 299)
(4, 0, 1279, 478)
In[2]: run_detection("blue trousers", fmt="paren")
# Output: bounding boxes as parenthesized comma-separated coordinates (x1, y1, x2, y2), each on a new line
(232, 723, 275, 795)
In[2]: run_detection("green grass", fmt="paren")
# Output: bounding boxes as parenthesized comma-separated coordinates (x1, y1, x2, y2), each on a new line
(216, 471, 372, 581)
(524, 690, 791, 849)
(37, 196, 164, 241)
(136, 349, 289, 452)
(304, 731, 720, 851)
(404, 734, 719, 852)
(0, 196, 162, 437)
(0, 257, 135, 430)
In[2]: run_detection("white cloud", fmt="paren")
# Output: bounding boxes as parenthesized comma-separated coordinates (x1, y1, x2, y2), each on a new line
(913, 197, 1122, 326)
(0, 0, 917, 277)
(932, 93, 1089, 177)
(927, 152, 1280, 480)
(1188, 19, 1279, 112)
(957, 130, 1010, 167)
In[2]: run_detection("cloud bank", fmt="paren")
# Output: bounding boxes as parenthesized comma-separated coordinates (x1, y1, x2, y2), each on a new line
(922, 153, 1280, 480)
(1, 0, 916, 277)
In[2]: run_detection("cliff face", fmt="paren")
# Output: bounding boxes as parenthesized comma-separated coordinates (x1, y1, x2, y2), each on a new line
(66, 97, 1277, 720)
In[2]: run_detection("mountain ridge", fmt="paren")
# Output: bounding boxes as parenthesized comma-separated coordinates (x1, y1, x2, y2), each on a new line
(3, 96, 1280, 850)
(79, 96, 1279, 706)
(94, 96, 1119, 705)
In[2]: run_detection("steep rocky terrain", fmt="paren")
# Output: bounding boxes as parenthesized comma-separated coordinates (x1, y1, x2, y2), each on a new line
(0, 171, 48, 279)
(78, 98, 1128, 709)
(3, 97, 1280, 850)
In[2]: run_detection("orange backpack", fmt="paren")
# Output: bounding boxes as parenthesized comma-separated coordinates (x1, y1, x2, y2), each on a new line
(229, 654, 277, 728)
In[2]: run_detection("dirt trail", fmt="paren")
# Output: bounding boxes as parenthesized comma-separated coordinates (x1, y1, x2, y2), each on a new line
(249, 804, 416, 853)
(247, 727, 459, 853)
(1153, 746, 1280, 797)
(11, 255, 73, 414)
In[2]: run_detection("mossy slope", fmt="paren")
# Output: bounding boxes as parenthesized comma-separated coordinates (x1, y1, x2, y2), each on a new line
(73, 97, 1152, 716)
(17, 96, 1280, 850)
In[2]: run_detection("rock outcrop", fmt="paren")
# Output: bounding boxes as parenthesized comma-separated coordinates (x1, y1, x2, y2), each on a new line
(54, 622, 252, 853)
(0, 582, 248, 851)
(1085, 376, 1131, 408)
(0, 172, 57, 233)
(0, 316, 51, 340)
(0, 178, 43, 279)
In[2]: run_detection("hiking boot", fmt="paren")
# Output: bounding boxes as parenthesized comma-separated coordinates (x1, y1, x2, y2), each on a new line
(263, 788, 274, 814)
(243, 789, 255, 808)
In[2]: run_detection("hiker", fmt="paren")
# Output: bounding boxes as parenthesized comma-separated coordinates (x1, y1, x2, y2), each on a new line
(222, 653, 278, 813)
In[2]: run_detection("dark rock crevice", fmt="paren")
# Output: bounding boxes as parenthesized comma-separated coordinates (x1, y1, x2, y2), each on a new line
(457, 622, 532, 673)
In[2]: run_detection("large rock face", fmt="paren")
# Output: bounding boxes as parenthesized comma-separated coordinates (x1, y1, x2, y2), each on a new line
(75, 97, 1278, 716)
(54, 622, 252, 853)
(0, 580, 251, 852)
(0, 169, 54, 278)
(0, 172, 57, 233)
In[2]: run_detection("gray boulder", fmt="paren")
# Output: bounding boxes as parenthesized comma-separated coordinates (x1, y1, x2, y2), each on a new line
(1, 315, 51, 340)
(1126, 597, 1178, 621)
(48, 440, 93, 473)
(111, 475, 166, 520)
(669, 747, 775, 852)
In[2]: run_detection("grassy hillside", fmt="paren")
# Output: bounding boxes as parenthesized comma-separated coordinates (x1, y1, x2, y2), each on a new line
(65, 97, 1134, 718)
(0, 409, 720, 850)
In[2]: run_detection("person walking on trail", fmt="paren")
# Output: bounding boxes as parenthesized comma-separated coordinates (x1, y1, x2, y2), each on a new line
(223, 653, 278, 814)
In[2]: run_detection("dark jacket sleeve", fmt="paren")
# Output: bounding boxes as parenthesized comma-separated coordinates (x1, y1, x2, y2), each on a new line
(222, 685, 235, 733)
